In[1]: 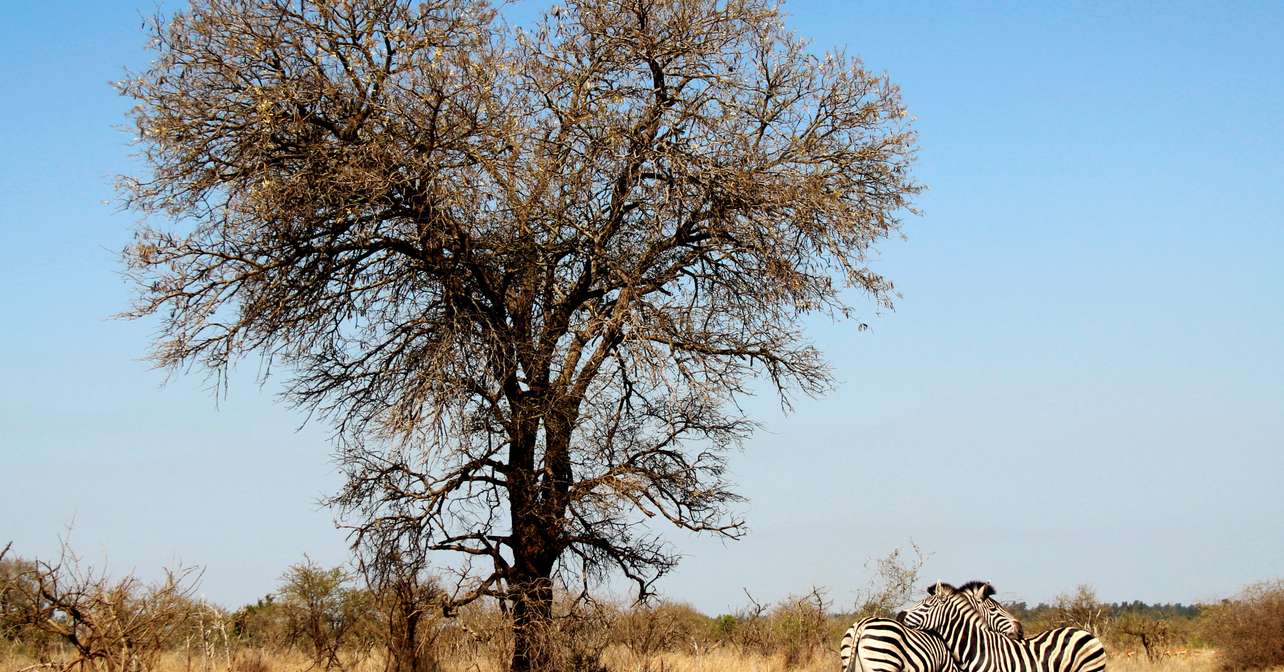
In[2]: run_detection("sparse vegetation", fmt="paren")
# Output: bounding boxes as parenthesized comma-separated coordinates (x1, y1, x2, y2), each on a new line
(6, 540, 1281, 672)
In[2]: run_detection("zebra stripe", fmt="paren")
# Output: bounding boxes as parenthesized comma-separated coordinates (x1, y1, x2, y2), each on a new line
(840, 581, 1022, 672)
(840, 618, 958, 672)
(900, 582, 1107, 672)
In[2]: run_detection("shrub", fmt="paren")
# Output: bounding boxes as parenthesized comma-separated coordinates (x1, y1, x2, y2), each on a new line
(613, 601, 710, 658)
(1114, 610, 1172, 661)
(277, 558, 371, 670)
(1051, 585, 1110, 637)
(1201, 581, 1284, 671)
(0, 541, 201, 672)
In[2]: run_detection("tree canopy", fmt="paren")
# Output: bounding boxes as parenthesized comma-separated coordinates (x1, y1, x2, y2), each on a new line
(119, 0, 918, 668)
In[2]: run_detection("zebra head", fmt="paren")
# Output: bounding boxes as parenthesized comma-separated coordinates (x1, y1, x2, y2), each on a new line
(959, 580, 1024, 638)
(897, 581, 987, 635)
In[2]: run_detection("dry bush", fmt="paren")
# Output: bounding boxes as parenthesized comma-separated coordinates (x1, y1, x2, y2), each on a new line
(1115, 611, 1174, 662)
(768, 590, 830, 668)
(422, 599, 512, 669)
(544, 601, 614, 672)
(1200, 581, 1284, 671)
(356, 547, 447, 672)
(277, 559, 372, 671)
(0, 541, 201, 672)
(230, 650, 273, 672)
(1, 545, 58, 658)
(613, 601, 710, 659)
(718, 589, 829, 667)
(1108, 648, 1218, 672)
(231, 596, 293, 651)
(851, 545, 926, 619)
(1052, 585, 1111, 637)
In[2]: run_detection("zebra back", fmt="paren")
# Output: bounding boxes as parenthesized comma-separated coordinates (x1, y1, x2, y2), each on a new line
(901, 582, 1106, 672)
(840, 618, 957, 672)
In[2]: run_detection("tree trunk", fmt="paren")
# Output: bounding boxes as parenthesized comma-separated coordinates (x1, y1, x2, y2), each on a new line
(506, 410, 573, 672)
(386, 599, 421, 672)
(509, 573, 555, 672)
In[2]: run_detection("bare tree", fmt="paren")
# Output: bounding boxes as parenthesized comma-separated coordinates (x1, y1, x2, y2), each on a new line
(118, 0, 918, 669)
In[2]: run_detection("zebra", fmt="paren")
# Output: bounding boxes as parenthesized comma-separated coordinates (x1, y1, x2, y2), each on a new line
(839, 618, 957, 672)
(898, 581, 1107, 672)
(840, 581, 1023, 672)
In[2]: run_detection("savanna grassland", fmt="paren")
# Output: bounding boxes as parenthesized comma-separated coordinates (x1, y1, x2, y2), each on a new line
(0, 648, 1230, 672)
(4, 544, 1283, 672)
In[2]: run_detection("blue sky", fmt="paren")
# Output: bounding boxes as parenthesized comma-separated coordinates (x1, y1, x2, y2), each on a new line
(1, 1, 1280, 613)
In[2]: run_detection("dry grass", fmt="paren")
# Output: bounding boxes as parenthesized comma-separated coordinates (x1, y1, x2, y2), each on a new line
(4, 646, 1277, 672)
(600, 644, 834, 672)
(1108, 649, 1218, 672)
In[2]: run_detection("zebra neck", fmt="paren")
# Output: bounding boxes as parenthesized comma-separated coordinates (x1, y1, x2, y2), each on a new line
(939, 605, 1001, 670)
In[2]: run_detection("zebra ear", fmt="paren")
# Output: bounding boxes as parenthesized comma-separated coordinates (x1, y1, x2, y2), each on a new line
(981, 582, 996, 598)
(928, 581, 954, 596)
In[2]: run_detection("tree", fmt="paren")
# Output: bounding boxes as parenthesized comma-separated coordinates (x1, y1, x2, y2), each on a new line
(118, 1, 919, 669)
(278, 559, 367, 671)
(356, 539, 446, 672)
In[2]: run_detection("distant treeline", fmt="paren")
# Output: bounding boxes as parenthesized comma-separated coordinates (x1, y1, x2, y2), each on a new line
(1009, 600, 1203, 620)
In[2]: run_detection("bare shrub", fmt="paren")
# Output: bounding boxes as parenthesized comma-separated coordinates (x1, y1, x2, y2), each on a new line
(719, 588, 829, 667)
(851, 545, 927, 619)
(488, 599, 613, 672)
(1, 544, 57, 657)
(1200, 581, 1284, 671)
(0, 541, 200, 672)
(768, 589, 829, 668)
(1052, 585, 1110, 637)
(613, 601, 709, 660)
(442, 600, 512, 668)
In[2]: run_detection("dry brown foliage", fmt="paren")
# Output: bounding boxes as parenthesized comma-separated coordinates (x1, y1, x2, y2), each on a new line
(0, 541, 201, 672)
(1200, 581, 1284, 671)
(1116, 611, 1175, 663)
(1052, 584, 1111, 637)
(117, 0, 918, 669)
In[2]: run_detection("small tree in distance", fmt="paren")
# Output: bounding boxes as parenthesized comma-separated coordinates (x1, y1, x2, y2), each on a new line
(853, 544, 926, 618)
(278, 558, 368, 671)
(1053, 584, 1110, 637)
(118, 0, 919, 669)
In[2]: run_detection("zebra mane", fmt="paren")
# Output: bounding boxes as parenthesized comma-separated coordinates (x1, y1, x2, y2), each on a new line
(927, 581, 958, 595)
(959, 580, 996, 598)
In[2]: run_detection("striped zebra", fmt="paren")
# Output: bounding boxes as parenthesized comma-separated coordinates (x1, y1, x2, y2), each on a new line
(840, 581, 1023, 672)
(898, 582, 1107, 672)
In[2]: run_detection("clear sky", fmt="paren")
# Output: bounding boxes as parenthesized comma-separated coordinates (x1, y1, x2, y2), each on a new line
(1, 1, 1280, 614)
